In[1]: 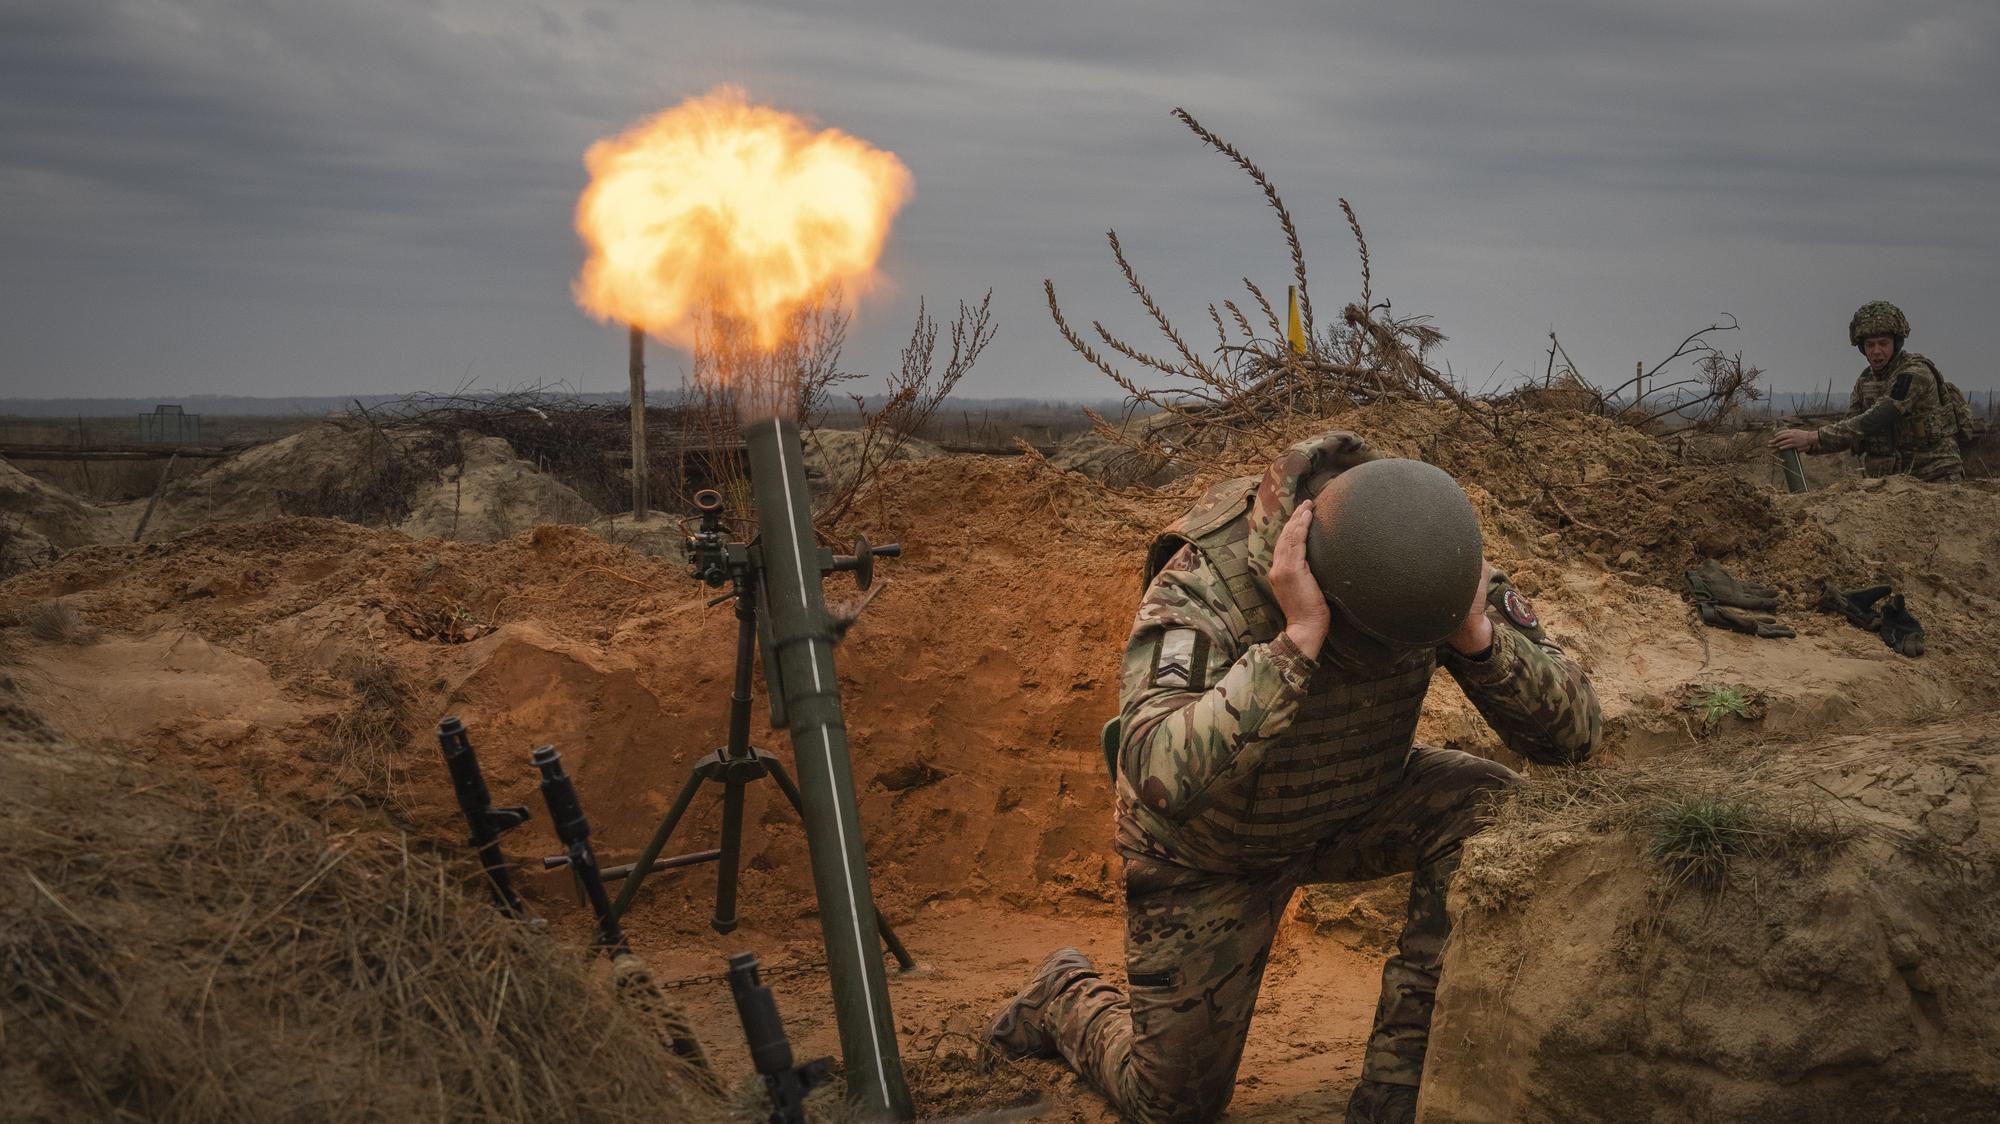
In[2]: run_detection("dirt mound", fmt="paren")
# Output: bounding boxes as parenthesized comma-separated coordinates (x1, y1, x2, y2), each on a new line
(140, 422, 448, 541)
(9, 404, 2000, 1120)
(804, 428, 942, 496)
(398, 432, 600, 543)
(7, 422, 1992, 921)
(1048, 429, 1189, 488)
(0, 457, 119, 574)
(0, 684, 718, 1123)
(1423, 720, 2000, 1122)
(1309, 400, 1830, 585)
(587, 510, 689, 558)
(1789, 477, 2000, 602)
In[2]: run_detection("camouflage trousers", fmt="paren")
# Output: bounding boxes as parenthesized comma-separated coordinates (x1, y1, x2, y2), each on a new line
(1861, 450, 1962, 483)
(1040, 747, 1517, 1124)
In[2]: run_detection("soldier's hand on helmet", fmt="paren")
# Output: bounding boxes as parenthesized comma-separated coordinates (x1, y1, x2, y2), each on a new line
(1770, 428, 1819, 451)
(1271, 501, 1329, 659)
(1448, 561, 1496, 656)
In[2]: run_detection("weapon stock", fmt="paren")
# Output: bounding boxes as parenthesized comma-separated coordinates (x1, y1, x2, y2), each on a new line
(436, 716, 530, 916)
(532, 744, 628, 956)
(729, 952, 832, 1124)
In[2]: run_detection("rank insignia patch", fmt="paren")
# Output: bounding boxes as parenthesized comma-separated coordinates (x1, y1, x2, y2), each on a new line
(1503, 589, 1539, 629)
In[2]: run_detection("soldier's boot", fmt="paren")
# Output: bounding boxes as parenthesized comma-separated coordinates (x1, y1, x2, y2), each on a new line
(985, 948, 1100, 1059)
(1345, 1078, 1418, 1124)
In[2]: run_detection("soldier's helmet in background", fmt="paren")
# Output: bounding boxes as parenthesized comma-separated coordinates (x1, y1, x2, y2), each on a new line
(1305, 459, 1483, 649)
(1849, 300, 1910, 346)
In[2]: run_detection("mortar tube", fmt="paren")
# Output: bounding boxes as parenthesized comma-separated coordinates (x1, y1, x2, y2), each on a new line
(741, 415, 911, 1121)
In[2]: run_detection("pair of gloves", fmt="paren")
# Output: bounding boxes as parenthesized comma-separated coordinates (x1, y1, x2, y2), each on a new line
(1685, 559, 1794, 639)
(1818, 580, 1926, 657)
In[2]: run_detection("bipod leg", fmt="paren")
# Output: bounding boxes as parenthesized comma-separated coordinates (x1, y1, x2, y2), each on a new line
(712, 771, 748, 934)
(612, 768, 708, 919)
(763, 753, 917, 973)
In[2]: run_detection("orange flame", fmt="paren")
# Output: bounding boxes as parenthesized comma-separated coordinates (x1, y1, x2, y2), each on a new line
(572, 87, 913, 354)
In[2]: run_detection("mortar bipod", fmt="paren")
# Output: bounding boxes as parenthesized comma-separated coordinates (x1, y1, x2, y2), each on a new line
(552, 545, 913, 971)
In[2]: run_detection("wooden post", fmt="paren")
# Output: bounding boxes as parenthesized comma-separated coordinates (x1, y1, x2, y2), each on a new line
(628, 324, 647, 519)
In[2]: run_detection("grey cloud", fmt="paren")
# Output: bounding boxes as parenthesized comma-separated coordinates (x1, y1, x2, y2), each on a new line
(0, 0, 1995, 402)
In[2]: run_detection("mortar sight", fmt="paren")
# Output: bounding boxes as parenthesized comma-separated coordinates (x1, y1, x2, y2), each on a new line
(686, 488, 735, 587)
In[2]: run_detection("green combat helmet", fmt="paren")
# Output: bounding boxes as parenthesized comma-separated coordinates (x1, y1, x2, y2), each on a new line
(1305, 458, 1483, 648)
(1849, 300, 1910, 347)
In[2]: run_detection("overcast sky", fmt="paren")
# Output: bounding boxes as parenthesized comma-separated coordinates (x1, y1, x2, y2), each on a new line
(3, 0, 1997, 404)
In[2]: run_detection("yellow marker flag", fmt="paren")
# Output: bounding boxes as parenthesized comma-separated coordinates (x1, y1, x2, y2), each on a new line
(1286, 285, 1305, 354)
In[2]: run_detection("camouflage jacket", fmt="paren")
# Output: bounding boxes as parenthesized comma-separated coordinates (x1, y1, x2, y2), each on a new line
(1814, 351, 1963, 481)
(1113, 432, 1602, 873)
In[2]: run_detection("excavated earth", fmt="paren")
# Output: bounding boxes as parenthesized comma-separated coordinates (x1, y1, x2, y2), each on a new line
(3, 400, 1998, 1121)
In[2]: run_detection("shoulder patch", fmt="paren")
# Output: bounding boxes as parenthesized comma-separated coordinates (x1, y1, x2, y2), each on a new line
(1150, 628, 1207, 691)
(1502, 590, 1539, 630)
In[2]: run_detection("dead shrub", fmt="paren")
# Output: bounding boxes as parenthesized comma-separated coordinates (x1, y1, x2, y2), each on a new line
(1045, 109, 1765, 504)
(23, 599, 97, 645)
(288, 420, 459, 525)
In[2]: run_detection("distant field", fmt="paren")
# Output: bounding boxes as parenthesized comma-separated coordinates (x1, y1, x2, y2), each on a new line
(0, 413, 328, 449)
(0, 414, 330, 501)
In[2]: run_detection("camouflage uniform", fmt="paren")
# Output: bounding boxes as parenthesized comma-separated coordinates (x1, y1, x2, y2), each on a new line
(1813, 351, 1963, 483)
(1026, 432, 1600, 1124)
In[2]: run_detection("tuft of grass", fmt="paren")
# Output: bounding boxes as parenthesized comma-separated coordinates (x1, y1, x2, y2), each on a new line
(322, 656, 411, 810)
(1676, 681, 1765, 735)
(24, 600, 98, 645)
(1689, 685, 1755, 723)
(1474, 753, 1858, 903)
(1645, 792, 1765, 887)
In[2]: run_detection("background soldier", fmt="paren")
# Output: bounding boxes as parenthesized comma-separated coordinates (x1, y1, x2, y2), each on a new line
(986, 432, 1600, 1124)
(1771, 301, 1964, 482)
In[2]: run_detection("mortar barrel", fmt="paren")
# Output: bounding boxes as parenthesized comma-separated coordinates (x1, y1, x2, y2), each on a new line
(741, 414, 911, 1120)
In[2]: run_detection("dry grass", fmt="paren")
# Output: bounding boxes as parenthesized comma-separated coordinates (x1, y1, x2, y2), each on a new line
(0, 695, 727, 1123)
(1481, 752, 1856, 893)
(23, 599, 98, 645)
(320, 655, 412, 810)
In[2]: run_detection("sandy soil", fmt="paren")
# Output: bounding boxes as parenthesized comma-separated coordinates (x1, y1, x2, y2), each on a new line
(5, 402, 1999, 1120)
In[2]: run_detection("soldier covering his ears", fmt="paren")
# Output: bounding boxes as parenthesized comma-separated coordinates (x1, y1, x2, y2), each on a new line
(987, 431, 1601, 1124)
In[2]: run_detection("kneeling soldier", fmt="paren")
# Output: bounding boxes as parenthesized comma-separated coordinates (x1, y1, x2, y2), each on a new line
(988, 432, 1601, 1124)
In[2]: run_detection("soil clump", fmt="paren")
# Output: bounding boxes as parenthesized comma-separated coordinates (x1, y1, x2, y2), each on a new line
(4, 398, 1999, 1120)
(0, 458, 120, 575)
(397, 432, 600, 544)
(1425, 720, 2000, 1122)
(804, 427, 943, 496)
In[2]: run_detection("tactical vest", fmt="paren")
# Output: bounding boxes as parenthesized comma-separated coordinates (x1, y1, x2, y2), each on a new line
(1146, 476, 1434, 862)
(1854, 354, 1952, 472)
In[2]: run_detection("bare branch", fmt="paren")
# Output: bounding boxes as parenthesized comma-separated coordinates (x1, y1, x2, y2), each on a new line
(1174, 107, 1315, 346)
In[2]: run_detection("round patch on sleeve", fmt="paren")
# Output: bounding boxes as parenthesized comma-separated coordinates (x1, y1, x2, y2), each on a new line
(1503, 589, 1539, 629)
